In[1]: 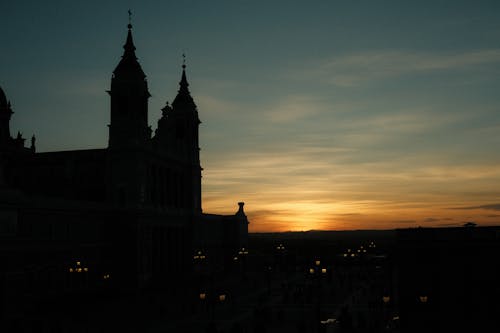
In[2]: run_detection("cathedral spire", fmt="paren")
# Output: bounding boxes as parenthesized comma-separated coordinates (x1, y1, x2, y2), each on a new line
(123, 26, 136, 58)
(123, 10, 136, 60)
(108, 15, 150, 149)
(112, 12, 145, 79)
(172, 55, 196, 110)
(179, 53, 190, 95)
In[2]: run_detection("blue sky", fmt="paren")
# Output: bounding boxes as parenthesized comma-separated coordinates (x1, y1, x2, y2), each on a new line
(2, 1, 500, 231)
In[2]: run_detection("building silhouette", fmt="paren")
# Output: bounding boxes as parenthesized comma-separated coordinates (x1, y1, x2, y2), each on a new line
(394, 226, 500, 333)
(0, 21, 248, 318)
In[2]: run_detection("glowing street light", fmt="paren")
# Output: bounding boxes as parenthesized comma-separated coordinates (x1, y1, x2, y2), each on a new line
(68, 260, 89, 274)
(194, 250, 207, 260)
(419, 295, 428, 303)
(238, 247, 249, 255)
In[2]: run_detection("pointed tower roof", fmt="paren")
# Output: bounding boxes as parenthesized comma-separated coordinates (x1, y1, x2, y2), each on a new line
(113, 22, 146, 78)
(179, 63, 190, 94)
(172, 58, 196, 110)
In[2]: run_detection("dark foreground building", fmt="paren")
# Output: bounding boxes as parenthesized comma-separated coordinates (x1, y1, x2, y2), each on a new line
(0, 22, 248, 324)
(394, 226, 500, 333)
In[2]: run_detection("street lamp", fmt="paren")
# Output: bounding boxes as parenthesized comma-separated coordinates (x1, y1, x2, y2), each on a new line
(238, 247, 248, 256)
(200, 292, 228, 320)
(236, 248, 248, 276)
(382, 295, 391, 329)
(68, 260, 89, 273)
(68, 260, 90, 290)
(194, 250, 207, 261)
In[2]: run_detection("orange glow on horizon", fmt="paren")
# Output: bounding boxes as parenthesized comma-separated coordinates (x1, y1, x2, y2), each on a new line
(203, 197, 500, 232)
(202, 144, 500, 233)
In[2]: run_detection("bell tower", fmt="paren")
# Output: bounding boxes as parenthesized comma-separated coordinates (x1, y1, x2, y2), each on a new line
(106, 17, 152, 206)
(170, 60, 202, 212)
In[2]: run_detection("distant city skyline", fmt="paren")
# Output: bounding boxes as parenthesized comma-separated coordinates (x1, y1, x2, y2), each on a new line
(2, 1, 500, 232)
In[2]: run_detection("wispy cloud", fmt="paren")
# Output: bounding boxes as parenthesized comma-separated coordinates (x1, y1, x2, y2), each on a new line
(196, 94, 243, 115)
(265, 95, 322, 123)
(290, 49, 500, 87)
(451, 203, 500, 211)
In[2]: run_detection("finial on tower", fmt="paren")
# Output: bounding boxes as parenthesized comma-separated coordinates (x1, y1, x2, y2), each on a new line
(31, 134, 36, 152)
(128, 9, 132, 29)
(182, 53, 186, 69)
(236, 202, 246, 217)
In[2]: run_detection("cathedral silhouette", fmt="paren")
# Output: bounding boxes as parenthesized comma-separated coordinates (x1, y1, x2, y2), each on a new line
(0, 20, 248, 304)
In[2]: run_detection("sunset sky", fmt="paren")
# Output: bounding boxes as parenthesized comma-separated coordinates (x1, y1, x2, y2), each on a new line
(2, 1, 500, 232)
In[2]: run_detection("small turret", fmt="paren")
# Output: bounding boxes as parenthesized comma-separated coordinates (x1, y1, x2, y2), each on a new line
(31, 134, 36, 152)
(236, 202, 246, 217)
